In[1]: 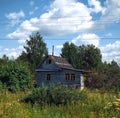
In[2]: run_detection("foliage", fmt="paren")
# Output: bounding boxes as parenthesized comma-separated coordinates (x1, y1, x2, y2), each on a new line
(104, 96, 120, 114)
(0, 60, 33, 92)
(21, 84, 86, 105)
(0, 54, 9, 65)
(0, 89, 120, 118)
(86, 60, 120, 90)
(0, 81, 3, 89)
(61, 42, 78, 68)
(85, 73, 108, 89)
(61, 42, 120, 91)
(61, 43, 102, 70)
(78, 44, 102, 70)
(0, 32, 119, 93)
(17, 32, 48, 70)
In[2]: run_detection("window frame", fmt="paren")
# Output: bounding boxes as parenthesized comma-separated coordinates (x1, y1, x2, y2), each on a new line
(65, 73, 70, 80)
(46, 73, 51, 80)
(65, 73, 75, 81)
(71, 73, 75, 81)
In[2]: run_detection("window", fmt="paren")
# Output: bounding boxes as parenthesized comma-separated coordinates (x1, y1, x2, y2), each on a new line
(46, 74, 51, 80)
(65, 73, 75, 81)
(65, 73, 70, 80)
(46, 59, 51, 64)
(71, 74, 75, 80)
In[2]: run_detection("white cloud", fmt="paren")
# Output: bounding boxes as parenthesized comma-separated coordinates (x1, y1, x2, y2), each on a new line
(6, 10, 25, 27)
(101, 41, 120, 52)
(93, 0, 120, 29)
(55, 45, 63, 49)
(18, 39, 27, 44)
(7, 17, 39, 43)
(7, 0, 93, 42)
(100, 40, 120, 65)
(72, 33, 100, 47)
(6, 0, 120, 59)
(6, 0, 120, 38)
(40, 0, 93, 35)
(88, 0, 106, 13)
(8, 52, 18, 58)
(6, 10, 25, 20)
(0, 45, 24, 59)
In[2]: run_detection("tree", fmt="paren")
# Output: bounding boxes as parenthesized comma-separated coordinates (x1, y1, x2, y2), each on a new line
(61, 42, 102, 70)
(78, 44, 102, 70)
(111, 60, 119, 69)
(0, 54, 9, 65)
(88, 60, 120, 90)
(17, 32, 48, 70)
(61, 42, 78, 68)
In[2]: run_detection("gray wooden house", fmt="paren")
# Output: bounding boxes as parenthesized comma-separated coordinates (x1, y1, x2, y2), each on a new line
(35, 55, 86, 88)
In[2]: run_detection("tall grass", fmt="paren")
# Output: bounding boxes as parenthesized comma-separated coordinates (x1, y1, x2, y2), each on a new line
(0, 89, 120, 118)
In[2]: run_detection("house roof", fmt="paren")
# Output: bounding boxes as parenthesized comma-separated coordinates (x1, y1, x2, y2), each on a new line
(36, 55, 91, 73)
(50, 55, 74, 69)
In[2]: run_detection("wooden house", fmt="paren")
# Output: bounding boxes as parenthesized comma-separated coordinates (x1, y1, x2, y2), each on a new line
(35, 55, 87, 88)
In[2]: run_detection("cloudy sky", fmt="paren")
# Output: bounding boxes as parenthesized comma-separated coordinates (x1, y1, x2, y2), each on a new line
(0, 0, 120, 65)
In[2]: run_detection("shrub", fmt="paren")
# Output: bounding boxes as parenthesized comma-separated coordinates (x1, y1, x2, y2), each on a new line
(21, 84, 87, 105)
(0, 61, 33, 92)
(0, 81, 3, 89)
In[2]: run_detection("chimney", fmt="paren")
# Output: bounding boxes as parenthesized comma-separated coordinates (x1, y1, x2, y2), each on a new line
(52, 45, 54, 56)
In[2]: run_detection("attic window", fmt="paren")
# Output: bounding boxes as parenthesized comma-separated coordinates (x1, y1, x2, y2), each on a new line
(46, 59, 52, 64)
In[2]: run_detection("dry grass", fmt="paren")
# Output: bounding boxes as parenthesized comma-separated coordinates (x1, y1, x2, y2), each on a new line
(0, 89, 120, 118)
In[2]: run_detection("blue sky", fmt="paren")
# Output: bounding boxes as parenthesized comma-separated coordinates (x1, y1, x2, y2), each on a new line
(0, 0, 120, 65)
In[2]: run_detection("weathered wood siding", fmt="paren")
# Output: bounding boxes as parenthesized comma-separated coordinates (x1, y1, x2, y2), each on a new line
(36, 69, 81, 87)
(36, 56, 82, 87)
(36, 71, 61, 86)
(39, 59, 59, 70)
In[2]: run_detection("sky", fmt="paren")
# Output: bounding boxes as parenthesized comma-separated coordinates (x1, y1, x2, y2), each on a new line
(0, 0, 120, 65)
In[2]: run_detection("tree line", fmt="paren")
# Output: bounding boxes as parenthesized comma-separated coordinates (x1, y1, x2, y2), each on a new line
(0, 32, 120, 91)
(61, 41, 120, 90)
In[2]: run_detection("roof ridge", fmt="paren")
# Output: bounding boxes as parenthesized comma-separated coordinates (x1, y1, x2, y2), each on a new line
(48, 55, 74, 69)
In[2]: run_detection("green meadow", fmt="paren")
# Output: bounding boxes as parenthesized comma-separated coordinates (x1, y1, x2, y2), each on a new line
(0, 89, 120, 118)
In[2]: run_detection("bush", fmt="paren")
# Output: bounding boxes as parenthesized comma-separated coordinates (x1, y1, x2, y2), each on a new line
(0, 81, 3, 89)
(21, 84, 87, 105)
(0, 61, 33, 92)
(87, 73, 107, 89)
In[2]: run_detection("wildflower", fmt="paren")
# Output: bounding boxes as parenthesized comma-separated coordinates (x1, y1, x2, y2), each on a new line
(115, 98, 120, 102)
(115, 108, 120, 111)
(104, 107, 108, 110)
(113, 102, 120, 107)
(17, 99, 20, 102)
(107, 102, 112, 107)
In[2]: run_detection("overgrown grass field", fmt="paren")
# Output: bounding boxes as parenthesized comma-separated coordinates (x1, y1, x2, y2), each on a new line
(0, 89, 120, 118)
